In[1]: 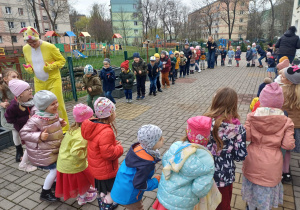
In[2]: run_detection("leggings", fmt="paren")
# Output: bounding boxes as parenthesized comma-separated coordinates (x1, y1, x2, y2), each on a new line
(43, 169, 57, 190)
(12, 129, 21, 146)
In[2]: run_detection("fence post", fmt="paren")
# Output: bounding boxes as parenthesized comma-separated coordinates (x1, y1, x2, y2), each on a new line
(124, 51, 128, 60)
(67, 57, 78, 102)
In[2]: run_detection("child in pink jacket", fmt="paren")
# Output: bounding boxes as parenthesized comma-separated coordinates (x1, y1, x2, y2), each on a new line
(242, 82, 295, 210)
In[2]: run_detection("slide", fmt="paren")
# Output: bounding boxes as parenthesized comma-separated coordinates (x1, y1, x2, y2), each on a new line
(73, 50, 88, 58)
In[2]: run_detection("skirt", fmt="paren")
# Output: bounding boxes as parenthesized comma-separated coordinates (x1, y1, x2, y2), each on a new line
(235, 58, 241, 61)
(153, 199, 168, 210)
(241, 175, 283, 209)
(293, 128, 300, 153)
(55, 167, 95, 201)
(95, 177, 115, 194)
(267, 67, 275, 72)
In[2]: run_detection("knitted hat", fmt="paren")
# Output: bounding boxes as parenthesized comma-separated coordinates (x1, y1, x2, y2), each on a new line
(133, 52, 140, 58)
(33, 90, 57, 111)
(195, 46, 200, 50)
(190, 47, 194, 50)
(267, 52, 272, 56)
(185, 42, 189, 45)
(259, 82, 284, 108)
(284, 66, 300, 84)
(103, 58, 111, 64)
(247, 45, 251, 48)
(169, 51, 173, 55)
(8, 79, 30, 97)
(174, 51, 179, 55)
(279, 56, 289, 63)
(154, 53, 160, 58)
(73, 103, 93, 123)
(137, 124, 162, 158)
(186, 116, 212, 147)
(161, 51, 167, 55)
(120, 60, 129, 70)
(252, 43, 256, 46)
(84, 64, 94, 75)
(277, 59, 290, 70)
(179, 51, 184, 55)
(150, 56, 156, 61)
(20, 26, 39, 41)
(94, 97, 115, 118)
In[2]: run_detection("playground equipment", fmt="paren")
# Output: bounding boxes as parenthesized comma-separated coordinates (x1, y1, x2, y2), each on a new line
(73, 50, 88, 59)
(0, 48, 5, 56)
(44, 31, 60, 44)
(63, 31, 77, 57)
(79, 32, 91, 56)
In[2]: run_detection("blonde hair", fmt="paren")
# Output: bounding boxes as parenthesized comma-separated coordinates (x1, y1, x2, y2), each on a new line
(0, 68, 19, 101)
(69, 122, 82, 135)
(283, 84, 300, 110)
(204, 87, 240, 151)
(181, 134, 189, 143)
(98, 113, 117, 136)
(208, 36, 214, 43)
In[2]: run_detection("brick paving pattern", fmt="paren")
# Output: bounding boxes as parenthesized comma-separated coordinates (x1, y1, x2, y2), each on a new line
(0, 60, 299, 210)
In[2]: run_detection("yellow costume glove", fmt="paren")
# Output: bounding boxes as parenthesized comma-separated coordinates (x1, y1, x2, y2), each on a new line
(23, 64, 34, 74)
(43, 62, 52, 72)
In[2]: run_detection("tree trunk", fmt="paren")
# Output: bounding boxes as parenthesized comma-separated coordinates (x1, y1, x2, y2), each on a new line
(32, 1, 41, 35)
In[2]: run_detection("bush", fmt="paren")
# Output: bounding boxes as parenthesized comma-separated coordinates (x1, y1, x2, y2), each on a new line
(241, 43, 247, 52)
(259, 42, 265, 50)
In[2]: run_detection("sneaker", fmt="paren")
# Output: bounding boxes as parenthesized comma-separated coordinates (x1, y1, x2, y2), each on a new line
(158, 89, 163, 92)
(198, 70, 201, 73)
(153, 92, 156, 96)
(282, 173, 292, 182)
(19, 162, 37, 172)
(128, 99, 132, 103)
(136, 96, 140, 100)
(87, 186, 97, 193)
(126, 99, 129, 103)
(149, 92, 152, 95)
(98, 198, 116, 210)
(77, 192, 97, 205)
(141, 96, 145, 100)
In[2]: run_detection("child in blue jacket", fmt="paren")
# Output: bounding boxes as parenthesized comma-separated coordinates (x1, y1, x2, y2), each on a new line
(227, 46, 234, 66)
(111, 124, 164, 210)
(99, 58, 116, 104)
(256, 45, 266, 68)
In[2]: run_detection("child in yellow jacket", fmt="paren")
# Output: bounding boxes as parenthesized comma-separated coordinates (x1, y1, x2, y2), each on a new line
(174, 51, 180, 79)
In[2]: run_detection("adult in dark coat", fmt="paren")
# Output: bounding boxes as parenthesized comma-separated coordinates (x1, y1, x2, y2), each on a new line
(275, 26, 300, 63)
(206, 36, 218, 69)
(183, 43, 192, 75)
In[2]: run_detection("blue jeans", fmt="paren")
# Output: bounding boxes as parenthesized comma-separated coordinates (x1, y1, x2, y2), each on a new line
(207, 51, 215, 68)
(258, 55, 266, 65)
(149, 76, 157, 93)
(185, 59, 190, 75)
(195, 60, 199, 70)
(124, 89, 132, 99)
(104, 91, 116, 104)
(180, 65, 186, 77)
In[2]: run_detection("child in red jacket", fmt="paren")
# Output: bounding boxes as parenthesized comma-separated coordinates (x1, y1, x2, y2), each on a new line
(81, 97, 123, 210)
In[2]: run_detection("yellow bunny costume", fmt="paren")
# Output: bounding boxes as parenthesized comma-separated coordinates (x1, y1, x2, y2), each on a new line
(20, 26, 69, 131)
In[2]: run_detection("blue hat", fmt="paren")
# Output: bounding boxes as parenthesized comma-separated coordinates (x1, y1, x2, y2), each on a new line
(185, 42, 189, 45)
(133, 52, 140, 58)
(84, 64, 94, 74)
(169, 51, 173, 55)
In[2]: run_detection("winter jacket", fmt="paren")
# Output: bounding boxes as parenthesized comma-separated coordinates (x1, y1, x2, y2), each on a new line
(111, 143, 159, 205)
(195, 50, 201, 60)
(275, 29, 300, 56)
(0, 87, 14, 130)
(19, 114, 64, 166)
(157, 141, 215, 210)
(267, 56, 276, 67)
(190, 52, 196, 64)
(160, 56, 171, 73)
(220, 50, 227, 59)
(57, 128, 88, 174)
(132, 59, 147, 77)
(99, 66, 115, 92)
(246, 50, 253, 61)
(206, 119, 247, 187)
(200, 52, 206, 60)
(243, 108, 295, 187)
(206, 41, 217, 52)
(227, 50, 235, 59)
(257, 82, 267, 97)
(81, 119, 123, 180)
(179, 56, 187, 66)
(119, 70, 135, 90)
(256, 45, 266, 57)
(175, 57, 180, 69)
(147, 63, 159, 78)
(156, 60, 163, 71)
(170, 56, 177, 70)
(282, 86, 300, 128)
(5, 99, 33, 132)
(215, 49, 220, 56)
(235, 50, 242, 59)
(183, 48, 192, 60)
(251, 47, 257, 57)
(82, 70, 103, 96)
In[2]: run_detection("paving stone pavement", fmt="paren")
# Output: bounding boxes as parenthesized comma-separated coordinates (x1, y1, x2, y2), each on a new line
(0, 60, 299, 210)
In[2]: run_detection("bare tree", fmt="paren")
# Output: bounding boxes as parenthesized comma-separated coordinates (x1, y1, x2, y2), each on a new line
(25, 0, 41, 34)
(136, 0, 154, 40)
(198, 0, 215, 36)
(220, 0, 240, 40)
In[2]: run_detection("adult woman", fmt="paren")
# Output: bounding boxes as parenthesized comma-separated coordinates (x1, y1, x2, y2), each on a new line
(206, 36, 218, 69)
(20, 26, 69, 132)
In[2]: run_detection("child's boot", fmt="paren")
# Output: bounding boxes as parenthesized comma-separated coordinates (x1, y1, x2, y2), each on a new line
(40, 187, 60, 202)
(236, 63, 239, 67)
(247, 63, 250, 67)
(251, 63, 255, 67)
(15, 145, 23, 162)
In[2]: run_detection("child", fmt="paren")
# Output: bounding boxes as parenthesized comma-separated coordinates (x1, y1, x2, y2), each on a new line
(132, 52, 147, 99)
(20, 90, 67, 202)
(266, 52, 276, 79)
(148, 56, 159, 96)
(242, 82, 295, 210)
(246, 45, 253, 67)
(82, 64, 103, 111)
(204, 87, 247, 210)
(189, 48, 199, 74)
(154, 53, 163, 92)
(99, 58, 116, 104)
(249, 77, 272, 112)
(220, 47, 227, 66)
(265, 42, 273, 63)
(81, 97, 123, 210)
(5, 79, 37, 172)
(256, 45, 266, 68)
(174, 51, 180, 79)
(160, 51, 171, 88)
(153, 116, 221, 210)
(195, 46, 201, 71)
(119, 60, 135, 103)
(111, 124, 164, 210)
(281, 66, 300, 182)
(200, 48, 206, 71)
(235, 46, 242, 67)
(275, 58, 290, 82)
(179, 51, 187, 78)
(56, 104, 97, 205)
(169, 51, 176, 84)
(215, 48, 220, 66)
(251, 43, 257, 67)
(227, 46, 234, 67)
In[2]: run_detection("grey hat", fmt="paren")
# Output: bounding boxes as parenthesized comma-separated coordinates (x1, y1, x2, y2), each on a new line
(284, 66, 300, 84)
(33, 90, 57, 111)
(161, 51, 167, 55)
(103, 58, 111, 64)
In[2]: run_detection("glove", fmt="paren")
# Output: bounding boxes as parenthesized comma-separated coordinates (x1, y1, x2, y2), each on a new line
(23, 64, 33, 74)
(43, 62, 57, 72)
(155, 175, 161, 183)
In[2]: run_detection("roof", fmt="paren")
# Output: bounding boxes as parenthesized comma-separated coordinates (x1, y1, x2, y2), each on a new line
(64, 31, 76, 37)
(79, 32, 91, 37)
(112, 33, 123, 38)
(44, 31, 60, 37)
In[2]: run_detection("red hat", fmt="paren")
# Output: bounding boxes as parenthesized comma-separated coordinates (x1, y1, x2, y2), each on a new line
(186, 116, 212, 146)
(120, 60, 129, 70)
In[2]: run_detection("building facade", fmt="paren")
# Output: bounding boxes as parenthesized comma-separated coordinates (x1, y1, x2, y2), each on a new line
(292, 0, 300, 35)
(0, 0, 71, 48)
(188, 0, 249, 41)
(110, 0, 143, 46)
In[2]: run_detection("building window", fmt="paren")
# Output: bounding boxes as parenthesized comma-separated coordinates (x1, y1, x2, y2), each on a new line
(133, 13, 137, 18)
(134, 29, 138, 34)
(50, 0, 54, 6)
(18, 8, 24, 15)
(11, 36, 17, 43)
(239, 26, 243, 31)
(8, 22, 14, 29)
(133, 4, 137, 9)
(55, 24, 58, 30)
(240, 10, 244, 14)
(45, 28, 49, 32)
(241, 1, 245, 6)
(239, 34, 242, 39)
(34, 22, 37, 28)
(5, 7, 11, 14)
(52, 11, 56, 18)
(0, 36, 2, 43)
(134, 21, 138, 26)
(240, 18, 243, 22)
(43, 16, 47, 20)
(21, 22, 26, 28)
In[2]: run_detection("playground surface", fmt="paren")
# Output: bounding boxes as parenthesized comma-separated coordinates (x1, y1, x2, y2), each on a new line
(0, 60, 299, 210)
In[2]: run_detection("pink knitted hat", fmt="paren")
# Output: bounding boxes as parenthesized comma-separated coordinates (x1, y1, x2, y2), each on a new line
(259, 82, 284, 108)
(277, 59, 290, 70)
(8, 79, 30, 97)
(266, 52, 272, 57)
(73, 103, 94, 123)
(186, 116, 212, 146)
(94, 97, 115, 119)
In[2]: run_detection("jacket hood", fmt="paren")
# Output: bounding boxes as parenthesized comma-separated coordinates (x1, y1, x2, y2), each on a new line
(256, 45, 261, 50)
(92, 70, 98, 76)
(81, 119, 112, 141)
(284, 29, 296, 37)
(125, 143, 159, 168)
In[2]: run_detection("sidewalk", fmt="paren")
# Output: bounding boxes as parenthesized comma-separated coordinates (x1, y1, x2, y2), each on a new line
(0, 60, 299, 210)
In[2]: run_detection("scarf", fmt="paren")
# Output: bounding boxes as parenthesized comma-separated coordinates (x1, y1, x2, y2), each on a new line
(21, 98, 35, 107)
(35, 110, 58, 120)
